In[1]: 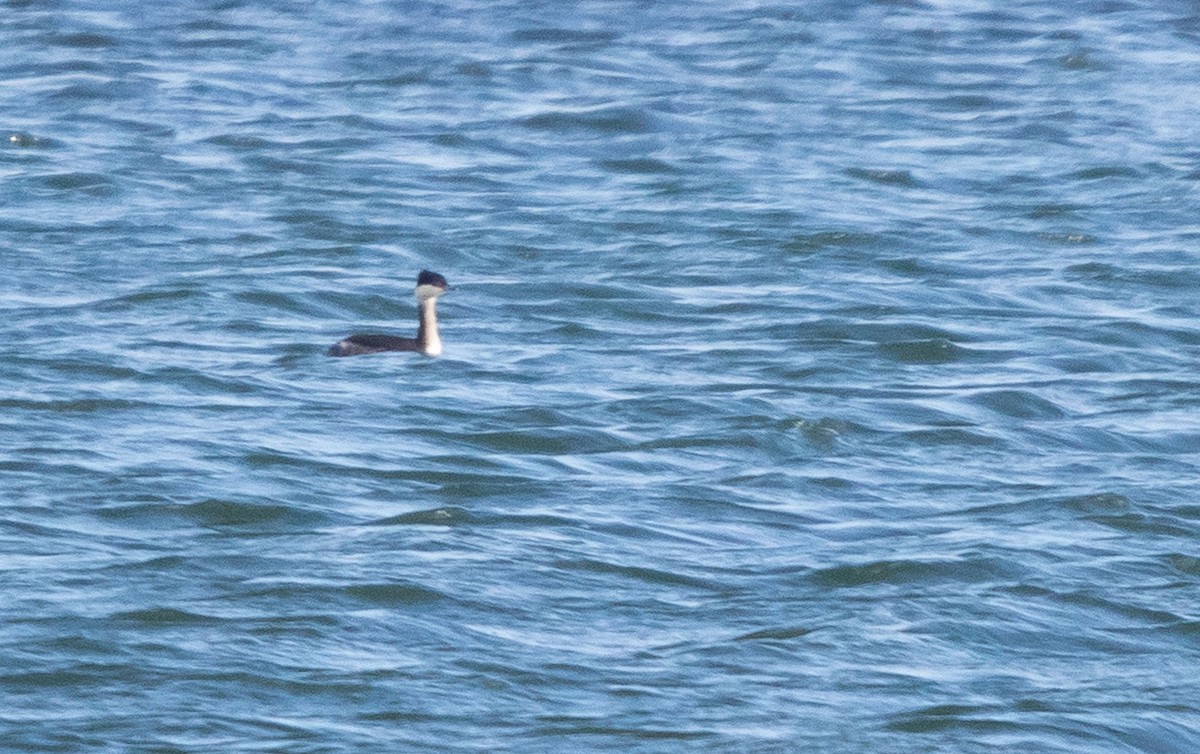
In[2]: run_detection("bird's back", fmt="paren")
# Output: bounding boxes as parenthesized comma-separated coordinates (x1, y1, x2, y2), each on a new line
(327, 333, 420, 357)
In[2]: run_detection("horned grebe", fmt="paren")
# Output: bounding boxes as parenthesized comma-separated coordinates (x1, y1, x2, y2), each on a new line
(327, 270, 450, 357)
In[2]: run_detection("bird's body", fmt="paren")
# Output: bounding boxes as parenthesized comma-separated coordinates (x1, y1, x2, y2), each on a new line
(327, 332, 424, 357)
(328, 270, 449, 357)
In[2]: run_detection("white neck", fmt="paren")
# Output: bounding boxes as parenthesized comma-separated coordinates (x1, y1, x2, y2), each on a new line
(419, 297, 442, 357)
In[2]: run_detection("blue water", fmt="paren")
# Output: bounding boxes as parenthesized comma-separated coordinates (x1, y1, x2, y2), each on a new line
(3, 1, 1199, 751)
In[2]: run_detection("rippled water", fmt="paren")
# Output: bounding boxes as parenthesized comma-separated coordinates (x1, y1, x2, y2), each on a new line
(3, 1, 1200, 751)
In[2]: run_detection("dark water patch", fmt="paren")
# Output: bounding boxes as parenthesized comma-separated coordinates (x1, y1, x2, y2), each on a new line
(245, 154, 330, 176)
(181, 498, 327, 529)
(927, 94, 1012, 112)
(844, 320, 972, 348)
(49, 32, 119, 49)
(239, 452, 555, 499)
(0, 397, 147, 413)
(1037, 231, 1098, 245)
(811, 555, 1022, 589)
(547, 320, 607, 341)
(101, 554, 189, 573)
(111, 607, 222, 626)
(233, 289, 317, 316)
(244, 619, 343, 643)
(1068, 165, 1142, 181)
(522, 106, 653, 135)
(783, 416, 865, 451)
(30, 634, 116, 658)
(369, 506, 579, 530)
(324, 113, 409, 134)
(1165, 554, 1200, 576)
(240, 580, 445, 609)
(710, 222, 801, 251)
(455, 60, 492, 78)
(0, 518, 106, 556)
(1087, 511, 1197, 538)
(224, 318, 276, 335)
(203, 133, 274, 151)
(176, 33, 266, 52)
(35, 358, 141, 382)
(554, 558, 723, 591)
(597, 157, 676, 175)
(876, 256, 929, 277)
(1047, 353, 1125, 374)
(369, 506, 475, 527)
(140, 367, 263, 396)
(733, 625, 813, 642)
(1063, 261, 1118, 281)
(783, 230, 892, 253)
(4, 131, 58, 149)
(899, 427, 1005, 448)
(1025, 202, 1088, 218)
(1005, 120, 1076, 145)
(321, 289, 416, 319)
(464, 425, 631, 456)
(1065, 261, 1200, 290)
(35, 172, 117, 196)
(885, 703, 1023, 735)
(962, 491, 1140, 526)
(511, 27, 620, 46)
(359, 710, 443, 724)
(5, 57, 107, 77)
(97, 497, 330, 532)
(878, 337, 967, 364)
(988, 492, 1195, 537)
(585, 517, 721, 549)
(966, 11, 1041, 40)
(636, 434, 750, 452)
(1088, 318, 1200, 348)
(325, 72, 431, 89)
(95, 286, 207, 312)
(1160, 620, 1200, 639)
(267, 211, 391, 244)
(431, 131, 473, 149)
(1058, 492, 1132, 515)
(49, 80, 142, 104)
(344, 582, 444, 607)
(1059, 50, 1107, 71)
(530, 722, 714, 742)
(0, 665, 150, 691)
(242, 243, 356, 264)
(844, 167, 921, 187)
(968, 389, 1068, 420)
(1099, 379, 1200, 415)
(1055, 589, 1186, 627)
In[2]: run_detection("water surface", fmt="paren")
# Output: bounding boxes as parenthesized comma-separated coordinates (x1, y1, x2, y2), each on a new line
(2, 1, 1199, 751)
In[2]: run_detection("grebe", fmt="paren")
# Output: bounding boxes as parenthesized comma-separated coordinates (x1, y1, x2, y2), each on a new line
(327, 270, 450, 357)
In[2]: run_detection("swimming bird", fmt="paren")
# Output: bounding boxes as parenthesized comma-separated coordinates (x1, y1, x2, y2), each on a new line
(327, 270, 450, 357)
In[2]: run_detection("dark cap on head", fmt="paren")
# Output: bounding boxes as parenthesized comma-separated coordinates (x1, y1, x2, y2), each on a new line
(417, 270, 449, 288)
